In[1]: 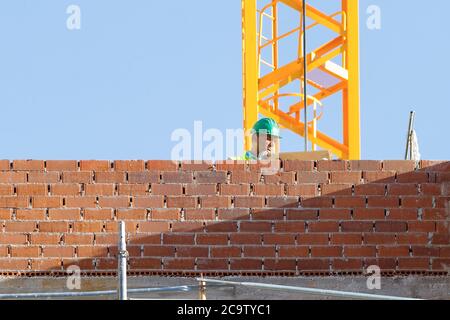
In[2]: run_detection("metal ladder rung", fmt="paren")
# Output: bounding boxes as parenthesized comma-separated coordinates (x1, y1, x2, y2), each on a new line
(260, 59, 275, 69)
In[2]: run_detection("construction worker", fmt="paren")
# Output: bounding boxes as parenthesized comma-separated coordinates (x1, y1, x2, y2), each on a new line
(234, 118, 282, 161)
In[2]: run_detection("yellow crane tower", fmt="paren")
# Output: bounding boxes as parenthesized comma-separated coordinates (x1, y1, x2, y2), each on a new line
(242, 0, 361, 160)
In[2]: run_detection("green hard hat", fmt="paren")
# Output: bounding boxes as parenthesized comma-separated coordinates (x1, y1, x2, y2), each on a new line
(251, 118, 282, 138)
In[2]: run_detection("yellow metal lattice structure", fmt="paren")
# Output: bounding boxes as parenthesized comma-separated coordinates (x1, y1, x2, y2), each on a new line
(242, 0, 361, 160)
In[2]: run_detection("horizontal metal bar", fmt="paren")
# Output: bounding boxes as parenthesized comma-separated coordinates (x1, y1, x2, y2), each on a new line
(196, 278, 423, 301)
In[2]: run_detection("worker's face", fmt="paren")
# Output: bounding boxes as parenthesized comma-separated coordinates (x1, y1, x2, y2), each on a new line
(253, 133, 280, 159)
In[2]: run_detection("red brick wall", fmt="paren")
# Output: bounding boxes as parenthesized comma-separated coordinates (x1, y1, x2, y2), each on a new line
(0, 159, 448, 277)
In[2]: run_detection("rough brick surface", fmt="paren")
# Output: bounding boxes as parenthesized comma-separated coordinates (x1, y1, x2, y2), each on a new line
(0, 160, 448, 277)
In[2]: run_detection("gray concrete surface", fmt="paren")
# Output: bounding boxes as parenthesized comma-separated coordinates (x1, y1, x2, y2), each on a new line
(0, 276, 448, 300)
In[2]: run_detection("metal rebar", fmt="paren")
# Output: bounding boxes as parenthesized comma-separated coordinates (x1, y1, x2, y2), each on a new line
(405, 111, 415, 160)
(118, 221, 128, 300)
(196, 278, 423, 301)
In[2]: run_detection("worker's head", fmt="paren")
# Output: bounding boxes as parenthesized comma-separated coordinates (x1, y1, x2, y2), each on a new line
(251, 118, 281, 159)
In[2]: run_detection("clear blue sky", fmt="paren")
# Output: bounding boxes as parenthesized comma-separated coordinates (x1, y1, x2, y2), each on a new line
(0, 0, 448, 160)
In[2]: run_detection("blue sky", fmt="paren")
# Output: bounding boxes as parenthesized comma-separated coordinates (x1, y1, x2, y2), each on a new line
(0, 0, 448, 160)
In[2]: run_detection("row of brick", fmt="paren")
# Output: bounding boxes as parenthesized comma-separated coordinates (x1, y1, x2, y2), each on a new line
(0, 257, 448, 272)
(0, 182, 448, 197)
(0, 160, 449, 172)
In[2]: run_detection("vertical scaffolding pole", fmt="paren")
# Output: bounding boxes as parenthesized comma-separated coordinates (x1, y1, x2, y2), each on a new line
(302, 0, 308, 152)
(118, 221, 128, 300)
(243, 0, 259, 152)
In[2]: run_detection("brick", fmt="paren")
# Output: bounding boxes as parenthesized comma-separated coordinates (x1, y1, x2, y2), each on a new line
(411, 246, 440, 257)
(375, 221, 407, 233)
(0, 160, 10, 170)
(341, 221, 374, 232)
(12, 160, 44, 171)
(28, 172, 60, 183)
(5, 221, 37, 233)
(435, 196, 450, 208)
(383, 160, 417, 173)
(401, 196, 433, 208)
(196, 258, 228, 270)
(263, 234, 296, 245)
(219, 184, 250, 196)
(133, 196, 164, 208)
(397, 234, 429, 245)
(253, 184, 284, 196)
(50, 184, 81, 196)
(420, 183, 442, 196)
(204, 222, 237, 232)
(147, 160, 179, 171)
(0, 208, 12, 219)
(185, 209, 215, 220)
(387, 184, 419, 196)
(138, 222, 170, 233)
(116, 208, 147, 220)
(317, 160, 347, 172)
(251, 208, 284, 221)
(217, 208, 250, 221)
(43, 246, 74, 258)
(176, 246, 209, 257)
(46, 160, 78, 171)
(398, 258, 430, 270)
(334, 196, 366, 208)
(367, 196, 399, 208)
(274, 222, 306, 233)
(166, 196, 197, 208)
(349, 161, 382, 171)
(194, 171, 227, 184)
(244, 246, 276, 257)
(16, 209, 46, 220)
(332, 259, 364, 271)
(143, 246, 175, 257)
(278, 246, 309, 257)
(151, 208, 180, 220)
(230, 171, 261, 184)
(200, 196, 231, 208)
(363, 171, 396, 183)
(129, 258, 161, 270)
(162, 172, 193, 184)
(378, 246, 410, 257)
(321, 184, 352, 196)
(234, 196, 265, 208)
(440, 247, 450, 258)
(0, 184, 14, 196)
(0, 259, 29, 270)
(297, 172, 329, 184)
(364, 258, 396, 271)
(39, 221, 69, 233)
(85, 184, 115, 196)
(331, 234, 363, 245)
(230, 258, 262, 270)
(301, 197, 333, 208)
(117, 184, 148, 196)
(408, 221, 436, 233)
(386, 208, 418, 221)
(265, 259, 297, 271)
(30, 258, 63, 271)
(73, 221, 103, 233)
(354, 184, 386, 196)
(248, 160, 280, 173)
(0, 172, 27, 183)
(311, 246, 342, 258)
(95, 234, 119, 245)
(319, 209, 351, 220)
(297, 259, 330, 271)
(264, 172, 296, 184)
(344, 246, 376, 257)
(431, 258, 450, 270)
(180, 161, 214, 171)
(162, 234, 195, 245)
(286, 209, 318, 220)
(435, 173, 450, 183)
(11, 246, 40, 257)
(240, 221, 271, 232)
(420, 161, 450, 171)
(286, 184, 318, 197)
(98, 196, 130, 208)
(62, 172, 93, 183)
(396, 172, 430, 183)
(0, 246, 8, 257)
(267, 196, 299, 208)
(331, 172, 362, 184)
(0, 196, 29, 208)
(214, 160, 247, 172)
(186, 184, 217, 196)
(83, 208, 113, 220)
(63, 258, 95, 270)
(283, 160, 315, 172)
(77, 246, 108, 258)
(64, 196, 97, 208)
(297, 234, 329, 245)
(128, 172, 159, 184)
(423, 208, 448, 220)
(353, 208, 385, 220)
(308, 221, 339, 233)
(151, 184, 183, 196)
(432, 234, 450, 245)
(95, 172, 126, 183)
(64, 234, 94, 245)
(79, 160, 110, 172)
(230, 234, 262, 245)
(210, 246, 241, 258)
(363, 233, 396, 245)
(196, 234, 228, 245)
(114, 160, 145, 172)
(32, 196, 62, 208)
